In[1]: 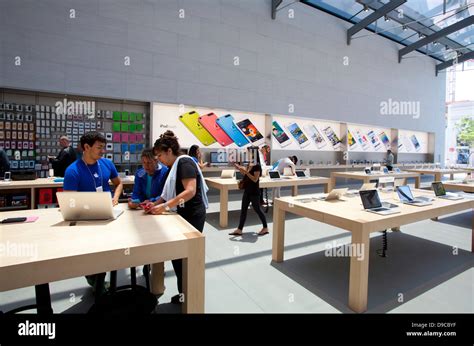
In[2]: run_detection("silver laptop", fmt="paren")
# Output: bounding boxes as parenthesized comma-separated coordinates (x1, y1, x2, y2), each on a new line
(359, 189, 400, 215)
(269, 171, 282, 180)
(396, 185, 433, 206)
(57, 192, 124, 221)
(432, 182, 463, 200)
(295, 170, 309, 178)
(220, 169, 235, 179)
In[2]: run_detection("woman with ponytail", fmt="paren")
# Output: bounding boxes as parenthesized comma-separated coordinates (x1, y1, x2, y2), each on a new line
(145, 130, 208, 304)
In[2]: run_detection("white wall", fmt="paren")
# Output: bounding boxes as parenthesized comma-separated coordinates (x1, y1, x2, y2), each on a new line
(0, 0, 446, 160)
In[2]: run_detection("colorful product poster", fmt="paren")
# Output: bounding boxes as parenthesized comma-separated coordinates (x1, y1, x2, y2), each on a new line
(271, 115, 341, 151)
(398, 130, 428, 153)
(347, 124, 391, 152)
(152, 103, 266, 149)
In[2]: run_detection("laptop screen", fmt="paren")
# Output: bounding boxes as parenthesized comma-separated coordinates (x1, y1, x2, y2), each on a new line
(295, 171, 306, 177)
(364, 168, 371, 174)
(397, 185, 414, 202)
(235, 171, 243, 180)
(359, 190, 382, 209)
(432, 182, 446, 196)
(269, 171, 280, 179)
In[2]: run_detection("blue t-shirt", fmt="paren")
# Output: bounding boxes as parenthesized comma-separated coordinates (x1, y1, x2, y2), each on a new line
(131, 164, 169, 202)
(64, 158, 118, 192)
(191, 156, 199, 163)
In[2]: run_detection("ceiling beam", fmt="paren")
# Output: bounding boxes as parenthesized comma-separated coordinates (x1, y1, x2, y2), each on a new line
(399, 15, 474, 62)
(272, 0, 283, 20)
(436, 51, 474, 75)
(347, 0, 406, 45)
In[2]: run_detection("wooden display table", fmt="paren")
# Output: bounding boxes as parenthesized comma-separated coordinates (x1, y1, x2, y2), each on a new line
(329, 171, 421, 191)
(442, 181, 474, 193)
(205, 176, 330, 228)
(404, 168, 471, 182)
(0, 176, 135, 209)
(0, 204, 205, 313)
(272, 190, 473, 313)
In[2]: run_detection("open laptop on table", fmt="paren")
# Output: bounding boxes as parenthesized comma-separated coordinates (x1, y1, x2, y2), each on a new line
(359, 189, 400, 215)
(431, 182, 463, 200)
(220, 169, 235, 179)
(268, 171, 283, 180)
(396, 185, 433, 206)
(235, 171, 244, 180)
(295, 170, 309, 178)
(57, 192, 124, 221)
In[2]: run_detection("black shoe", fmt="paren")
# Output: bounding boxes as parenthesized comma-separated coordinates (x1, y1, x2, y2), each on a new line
(171, 294, 183, 304)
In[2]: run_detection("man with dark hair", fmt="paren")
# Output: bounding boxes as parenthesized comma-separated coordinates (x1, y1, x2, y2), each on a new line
(128, 149, 168, 209)
(386, 149, 394, 171)
(63, 131, 123, 295)
(274, 156, 297, 176)
(48, 135, 76, 177)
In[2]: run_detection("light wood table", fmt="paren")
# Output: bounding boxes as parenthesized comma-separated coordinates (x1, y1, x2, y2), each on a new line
(272, 190, 474, 313)
(329, 171, 421, 191)
(442, 181, 474, 193)
(0, 176, 135, 209)
(404, 169, 471, 182)
(0, 204, 205, 313)
(205, 176, 330, 228)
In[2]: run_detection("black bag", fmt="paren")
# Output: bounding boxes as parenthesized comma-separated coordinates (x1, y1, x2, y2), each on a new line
(238, 178, 247, 190)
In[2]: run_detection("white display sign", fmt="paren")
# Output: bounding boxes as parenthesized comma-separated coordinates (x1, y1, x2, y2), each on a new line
(347, 124, 391, 152)
(152, 103, 266, 149)
(398, 130, 429, 153)
(271, 115, 342, 151)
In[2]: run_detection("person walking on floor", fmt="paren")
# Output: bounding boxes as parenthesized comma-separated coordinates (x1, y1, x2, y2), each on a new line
(229, 146, 269, 237)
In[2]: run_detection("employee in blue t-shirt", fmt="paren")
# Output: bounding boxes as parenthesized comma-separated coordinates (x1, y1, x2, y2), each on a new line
(63, 131, 123, 204)
(63, 131, 123, 295)
(128, 148, 168, 209)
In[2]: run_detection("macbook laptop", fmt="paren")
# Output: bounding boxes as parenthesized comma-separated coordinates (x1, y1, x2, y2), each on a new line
(313, 188, 348, 201)
(235, 171, 244, 180)
(396, 185, 433, 206)
(57, 192, 124, 221)
(269, 171, 282, 180)
(295, 170, 309, 178)
(221, 169, 235, 179)
(360, 182, 377, 191)
(359, 189, 400, 215)
(431, 182, 463, 200)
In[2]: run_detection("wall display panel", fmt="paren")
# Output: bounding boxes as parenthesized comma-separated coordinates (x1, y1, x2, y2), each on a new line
(398, 129, 429, 154)
(271, 114, 342, 152)
(152, 103, 266, 149)
(0, 95, 148, 178)
(347, 124, 391, 153)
